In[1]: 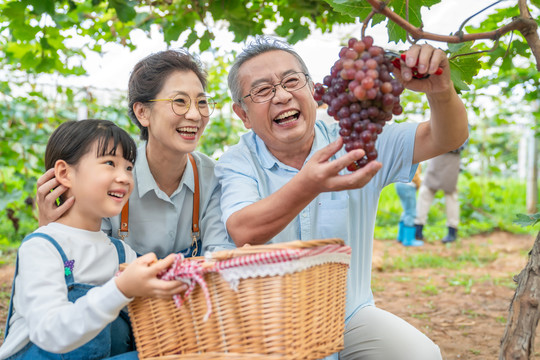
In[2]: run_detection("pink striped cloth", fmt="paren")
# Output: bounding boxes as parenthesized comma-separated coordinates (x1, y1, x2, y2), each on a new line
(158, 254, 213, 321)
(158, 244, 351, 321)
(212, 244, 351, 271)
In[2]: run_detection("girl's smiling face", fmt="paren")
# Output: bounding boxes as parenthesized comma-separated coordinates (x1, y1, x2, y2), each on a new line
(58, 141, 134, 231)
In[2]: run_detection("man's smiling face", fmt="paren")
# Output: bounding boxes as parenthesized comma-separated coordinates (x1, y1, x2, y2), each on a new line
(233, 50, 318, 158)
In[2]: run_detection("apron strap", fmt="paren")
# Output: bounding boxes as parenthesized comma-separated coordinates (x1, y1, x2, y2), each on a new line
(187, 153, 200, 237)
(118, 198, 129, 240)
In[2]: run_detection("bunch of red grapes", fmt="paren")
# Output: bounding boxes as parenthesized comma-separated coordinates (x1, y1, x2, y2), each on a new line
(313, 36, 404, 171)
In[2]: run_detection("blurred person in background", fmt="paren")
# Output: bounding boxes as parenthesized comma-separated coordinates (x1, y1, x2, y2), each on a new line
(414, 140, 467, 244)
(396, 167, 423, 246)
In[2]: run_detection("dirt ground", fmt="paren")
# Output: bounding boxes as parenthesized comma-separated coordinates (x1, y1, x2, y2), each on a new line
(372, 231, 539, 359)
(0, 231, 537, 359)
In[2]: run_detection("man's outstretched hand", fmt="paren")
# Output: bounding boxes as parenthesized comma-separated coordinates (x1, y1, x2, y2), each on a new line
(299, 137, 382, 194)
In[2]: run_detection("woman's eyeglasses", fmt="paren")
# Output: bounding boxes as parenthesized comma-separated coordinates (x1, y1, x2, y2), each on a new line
(148, 94, 216, 117)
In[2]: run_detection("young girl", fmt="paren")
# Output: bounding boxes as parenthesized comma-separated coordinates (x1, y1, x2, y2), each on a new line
(0, 120, 186, 360)
(36, 49, 233, 259)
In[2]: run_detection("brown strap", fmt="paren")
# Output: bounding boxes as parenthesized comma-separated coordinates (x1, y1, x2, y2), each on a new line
(120, 200, 129, 232)
(119, 199, 129, 240)
(187, 153, 200, 234)
(118, 153, 200, 240)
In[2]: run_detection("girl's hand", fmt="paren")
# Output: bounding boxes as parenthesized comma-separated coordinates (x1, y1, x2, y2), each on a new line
(115, 253, 188, 298)
(36, 168, 75, 226)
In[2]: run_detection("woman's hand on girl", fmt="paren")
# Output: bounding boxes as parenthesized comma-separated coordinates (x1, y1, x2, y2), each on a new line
(36, 168, 74, 227)
(116, 253, 187, 299)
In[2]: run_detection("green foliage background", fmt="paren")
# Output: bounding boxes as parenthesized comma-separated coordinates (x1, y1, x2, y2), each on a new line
(0, 0, 539, 246)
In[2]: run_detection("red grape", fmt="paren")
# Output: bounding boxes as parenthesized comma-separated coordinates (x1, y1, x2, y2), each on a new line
(314, 36, 405, 170)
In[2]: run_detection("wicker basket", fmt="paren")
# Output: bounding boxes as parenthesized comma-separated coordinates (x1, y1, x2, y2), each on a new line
(127, 238, 351, 360)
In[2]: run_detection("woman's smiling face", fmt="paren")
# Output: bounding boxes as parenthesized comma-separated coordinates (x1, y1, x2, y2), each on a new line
(141, 70, 210, 156)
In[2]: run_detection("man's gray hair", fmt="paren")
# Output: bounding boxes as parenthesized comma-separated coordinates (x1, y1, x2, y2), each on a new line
(228, 35, 312, 105)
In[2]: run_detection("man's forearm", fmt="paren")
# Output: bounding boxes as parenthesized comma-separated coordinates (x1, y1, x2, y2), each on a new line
(428, 87, 469, 150)
(414, 87, 468, 164)
(226, 173, 318, 247)
(224, 137, 382, 246)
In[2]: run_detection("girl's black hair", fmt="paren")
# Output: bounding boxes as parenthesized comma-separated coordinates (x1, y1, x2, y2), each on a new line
(45, 119, 137, 171)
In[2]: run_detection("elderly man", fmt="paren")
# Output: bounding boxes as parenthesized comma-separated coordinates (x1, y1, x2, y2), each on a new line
(215, 36, 468, 359)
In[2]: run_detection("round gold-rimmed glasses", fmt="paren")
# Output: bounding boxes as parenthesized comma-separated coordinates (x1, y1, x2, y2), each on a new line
(148, 94, 216, 117)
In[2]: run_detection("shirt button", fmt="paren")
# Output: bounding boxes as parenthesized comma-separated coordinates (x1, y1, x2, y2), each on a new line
(302, 213, 307, 218)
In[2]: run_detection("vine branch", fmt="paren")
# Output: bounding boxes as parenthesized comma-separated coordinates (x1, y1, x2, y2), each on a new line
(364, 0, 540, 70)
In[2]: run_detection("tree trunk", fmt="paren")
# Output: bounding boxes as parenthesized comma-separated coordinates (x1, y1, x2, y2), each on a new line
(500, 230, 540, 359)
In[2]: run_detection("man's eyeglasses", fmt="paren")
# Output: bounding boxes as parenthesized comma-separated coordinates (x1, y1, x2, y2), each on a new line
(148, 94, 216, 117)
(241, 72, 310, 104)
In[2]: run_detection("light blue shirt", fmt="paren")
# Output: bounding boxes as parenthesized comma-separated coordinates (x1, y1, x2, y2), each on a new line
(215, 120, 418, 321)
(102, 143, 233, 259)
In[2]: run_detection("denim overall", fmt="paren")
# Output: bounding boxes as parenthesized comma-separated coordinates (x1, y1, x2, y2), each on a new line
(5, 233, 137, 360)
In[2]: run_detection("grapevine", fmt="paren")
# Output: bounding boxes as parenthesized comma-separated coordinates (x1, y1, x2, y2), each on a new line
(313, 36, 404, 171)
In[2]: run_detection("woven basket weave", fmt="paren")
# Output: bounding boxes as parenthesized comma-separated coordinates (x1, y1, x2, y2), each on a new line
(128, 238, 350, 360)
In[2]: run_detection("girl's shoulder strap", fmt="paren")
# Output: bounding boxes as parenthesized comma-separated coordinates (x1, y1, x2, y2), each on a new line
(22, 232, 69, 264)
(5, 232, 73, 338)
(108, 236, 126, 264)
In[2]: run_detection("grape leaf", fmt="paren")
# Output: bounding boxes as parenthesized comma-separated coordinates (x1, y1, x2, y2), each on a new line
(108, 0, 136, 23)
(387, 0, 441, 43)
(324, 0, 373, 21)
(514, 213, 540, 228)
(2, 1, 26, 21)
(200, 31, 212, 52)
(10, 20, 39, 42)
(163, 21, 184, 44)
(447, 42, 482, 91)
(27, 0, 55, 16)
(184, 31, 200, 50)
(327, 0, 442, 43)
(290, 25, 311, 44)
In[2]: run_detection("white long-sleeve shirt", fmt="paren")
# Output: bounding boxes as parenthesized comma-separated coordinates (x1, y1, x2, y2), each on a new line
(0, 222, 138, 359)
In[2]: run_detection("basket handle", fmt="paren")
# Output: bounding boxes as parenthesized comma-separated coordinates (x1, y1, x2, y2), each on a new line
(207, 238, 345, 261)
